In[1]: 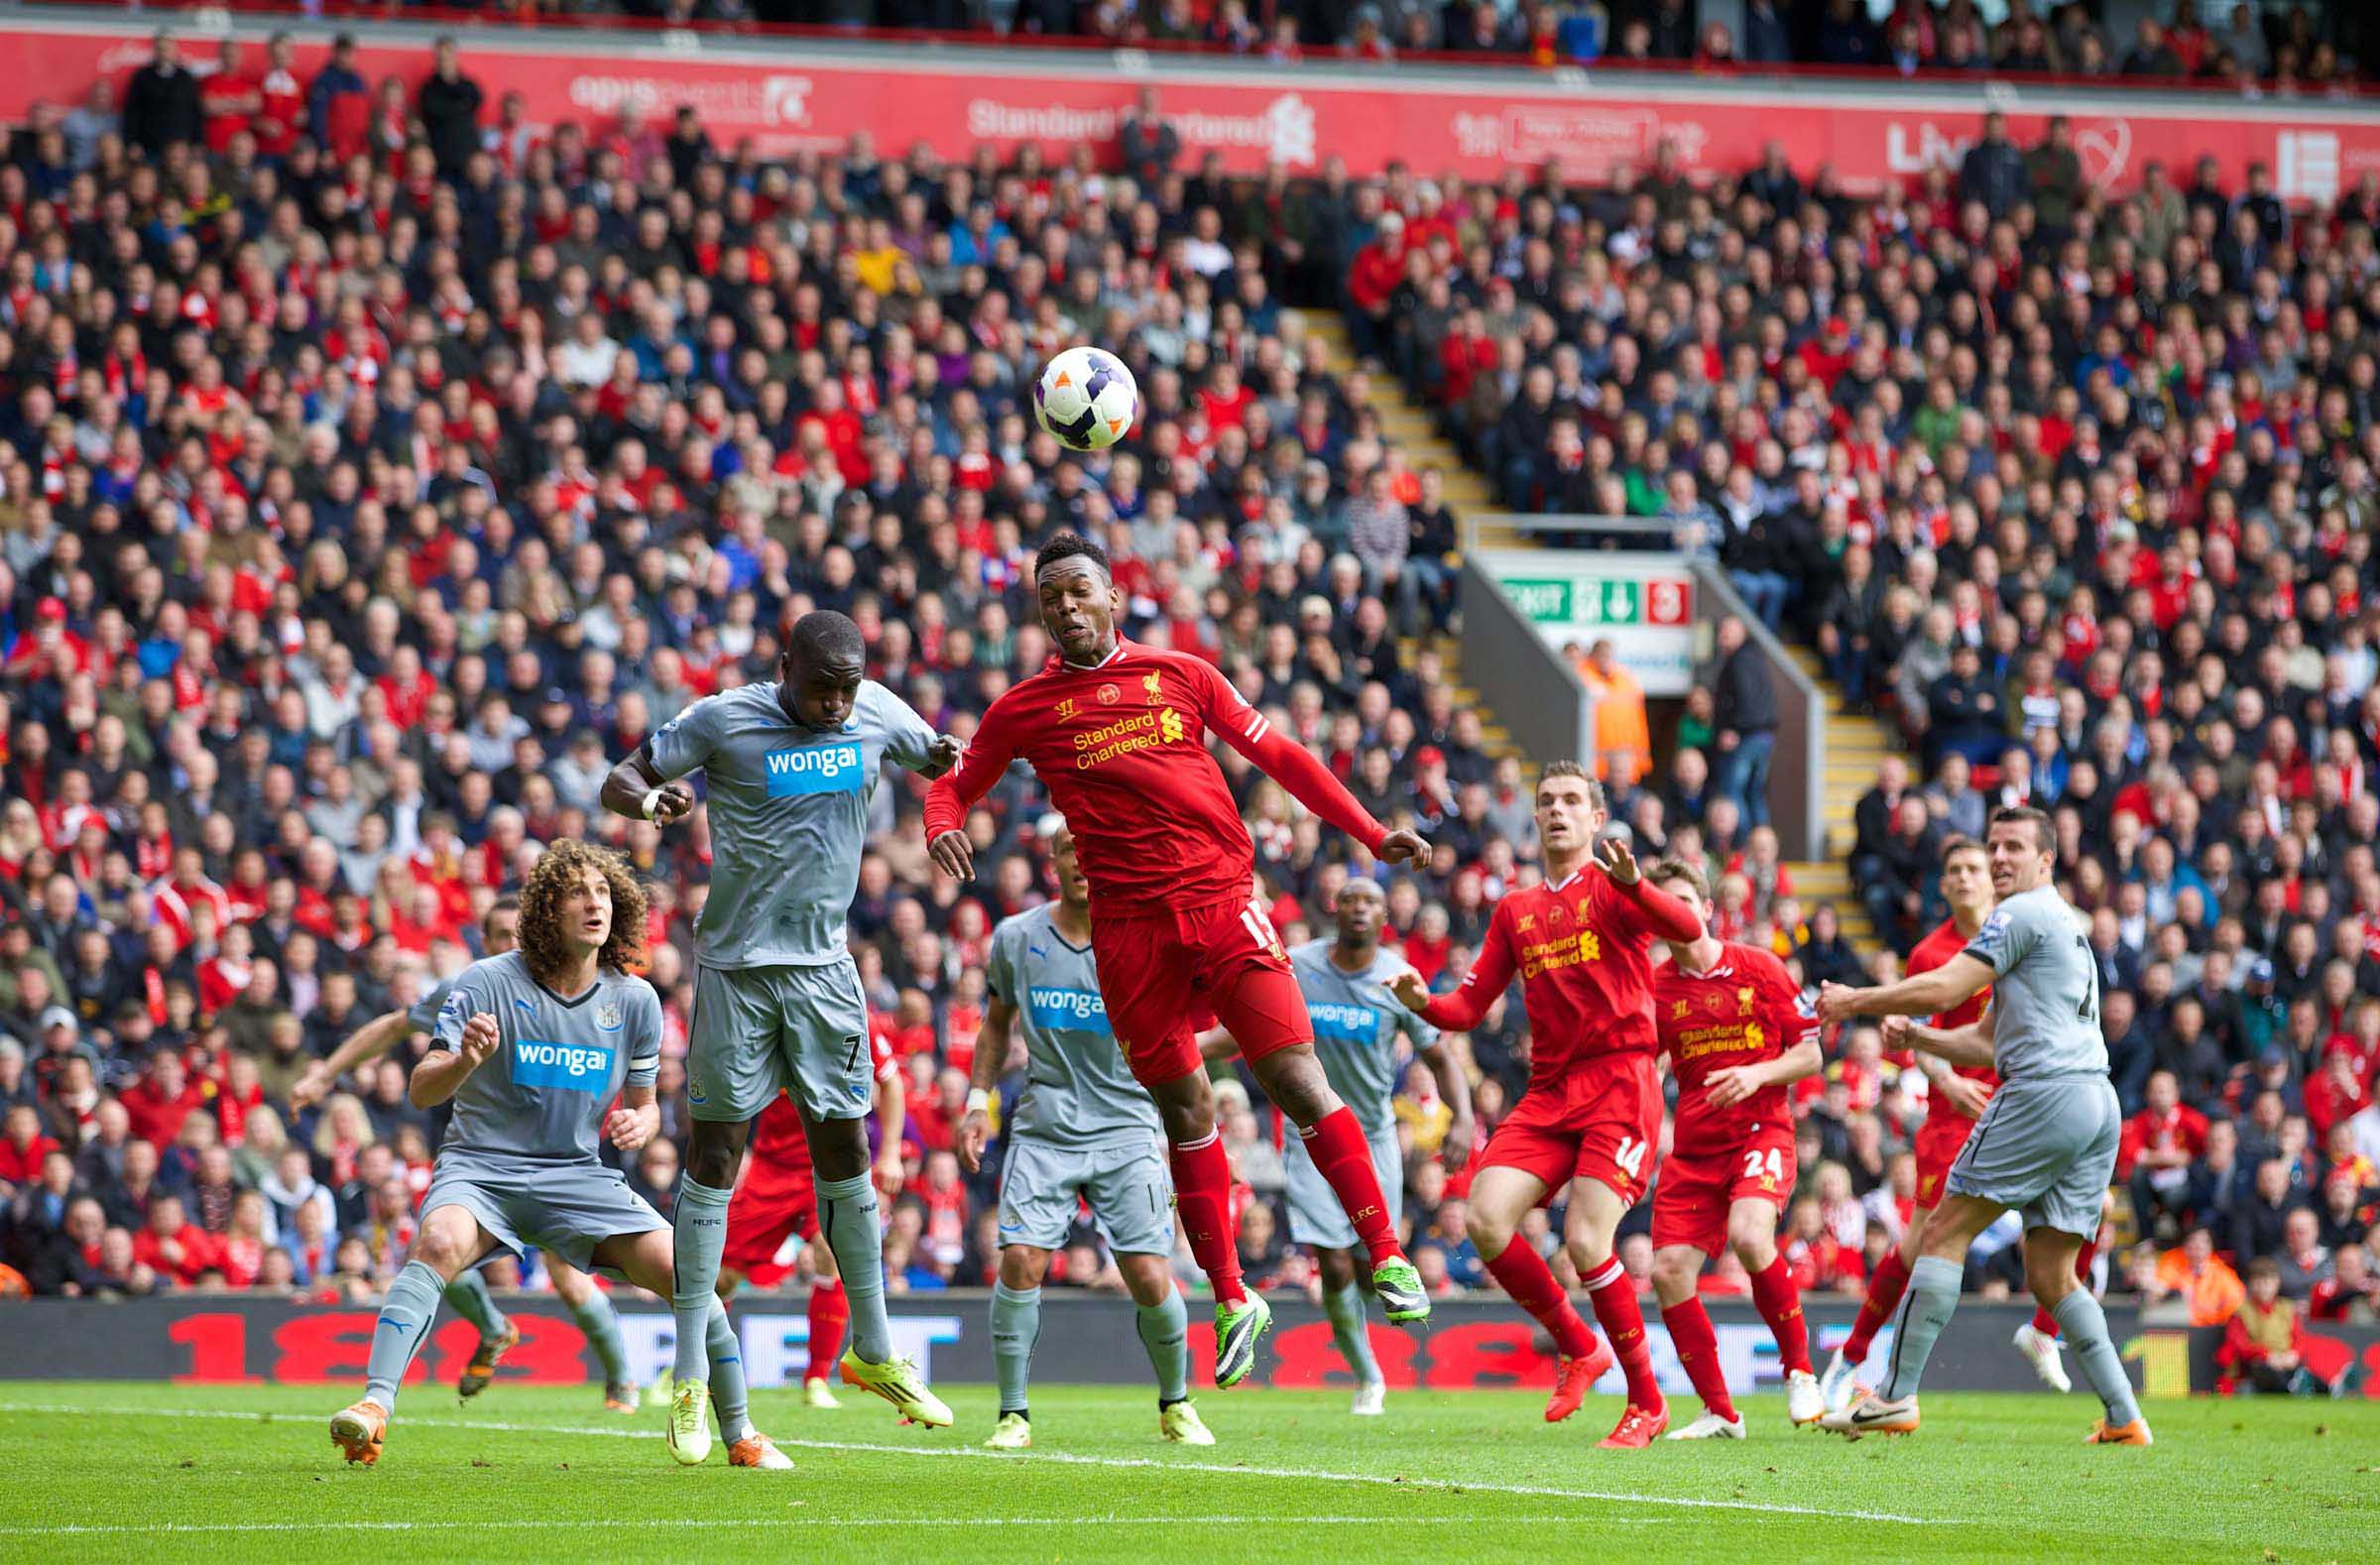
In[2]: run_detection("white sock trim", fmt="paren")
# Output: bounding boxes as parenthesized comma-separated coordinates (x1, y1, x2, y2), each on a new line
(1583, 1257, 1627, 1292)
(1171, 1129, 1221, 1152)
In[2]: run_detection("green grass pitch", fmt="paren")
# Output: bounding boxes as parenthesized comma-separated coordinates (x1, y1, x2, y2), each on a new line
(0, 1383, 2372, 1562)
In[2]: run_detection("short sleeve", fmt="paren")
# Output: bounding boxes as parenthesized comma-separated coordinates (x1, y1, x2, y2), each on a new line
(626, 983, 662, 1087)
(1962, 903, 2032, 979)
(984, 923, 1016, 1005)
(869, 683, 940, 773)
(408, 979, 452, 1036)
(646, 694, 722, 782)
(432, 971, 488, 1050)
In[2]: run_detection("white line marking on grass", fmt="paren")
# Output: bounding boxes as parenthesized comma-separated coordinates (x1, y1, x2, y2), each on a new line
(0, 1516, 1623, 1538)
(0, 1401, 1957, 1526)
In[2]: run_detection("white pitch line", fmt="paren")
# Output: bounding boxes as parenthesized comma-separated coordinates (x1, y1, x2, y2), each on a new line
(0, 1401, 1957, 1527)
(0, 1516, 1623, 1538)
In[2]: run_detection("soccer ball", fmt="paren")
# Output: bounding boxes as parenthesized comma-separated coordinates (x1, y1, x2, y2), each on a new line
(1033, 346, 1138, 452)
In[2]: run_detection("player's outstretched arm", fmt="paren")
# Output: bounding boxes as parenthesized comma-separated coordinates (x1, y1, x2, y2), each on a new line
(957, 998, 1016, 1174)
(1598, 835, 1702, 940)
(289, 1006, 411, 1110)
(1391, 909, 1514, 1032)
(1882, 1008, 1998, 1068)
(923, 706, 1019, 880)
(1818, 952, 1992, 1024)
(1191, 662, 1415, 859)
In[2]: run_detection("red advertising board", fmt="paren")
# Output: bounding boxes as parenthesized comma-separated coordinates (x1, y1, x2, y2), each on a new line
(11, 18, 2380, 199)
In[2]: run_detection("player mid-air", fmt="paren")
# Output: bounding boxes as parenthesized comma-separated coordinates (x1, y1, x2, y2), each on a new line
(709, 1030, 904, 1410)
(329, 841, 788, 1469)
(293, 897, 643, 1414)
(1643, 860, 1824, 1436)
(924, 533, 1433, 1388)
(1391, 762, 1703, 1447)
(1205, 876, 1473, 1416)
(957, 818, 1212, 1449)
(1816, 807, 2150, 1445)
(1818, 836, 2086, 1410)
(603, 609, 961, 1457)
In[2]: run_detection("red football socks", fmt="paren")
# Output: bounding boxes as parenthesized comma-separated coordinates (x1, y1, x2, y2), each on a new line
(805, 1278, 848, 1382)
(1169, 1131, 1248, 1305)
(1583, 1257, 1662, 1408)
(1843, 1249, 1910, 1362)
(1749, 1255, 1813, 1376)
(1483, 1238, 1597, 1360)
(1300, 1107, 1403, 1266)
(1661, 1294, 1736, 1421)
(2031, 1238, 2098, 1337)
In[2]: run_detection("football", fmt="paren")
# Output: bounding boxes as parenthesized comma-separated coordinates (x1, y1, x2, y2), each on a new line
(1033, 346, 1138, 451)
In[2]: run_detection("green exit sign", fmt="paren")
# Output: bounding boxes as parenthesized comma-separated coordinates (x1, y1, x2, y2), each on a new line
(1505, 578, 1572, 621)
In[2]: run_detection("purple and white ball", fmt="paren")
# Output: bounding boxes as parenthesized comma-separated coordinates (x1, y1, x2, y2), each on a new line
(1033, 346, 1139, 452)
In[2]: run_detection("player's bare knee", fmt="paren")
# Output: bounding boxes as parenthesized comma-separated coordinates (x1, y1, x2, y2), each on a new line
(803, 1116, 868, 1182)
(1151, 1077, 1215, 1143)
(1649, 1250, 1699, 1304)
(1465, 1204, 1513, 1257)
(1727, 1215, 1779, 1267)
(1565, 1231, 1612, 1275)
(1118, 1254, 1174, 1308)
(412, 1226, 470, 1276)
(999, 1246, 1051, 1290)
(1316, 1247, 1359, 1293)
(1251, 1051, 1335, 1127)
(684, 1121, 745, 1189)
(550, 1265, 592, 1307)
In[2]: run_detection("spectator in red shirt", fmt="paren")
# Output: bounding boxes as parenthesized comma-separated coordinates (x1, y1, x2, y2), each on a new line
(0, 1103, 60, 1191)
(1783, 1194, 1866, 1294)
(2306, 1043, 2372, 1143)
(2308, 1244, 2377, 1324)
(2122, 1068, 2210, 1232)
(129, 1193, 221, 1288)
(118, 1047, 209, 1151)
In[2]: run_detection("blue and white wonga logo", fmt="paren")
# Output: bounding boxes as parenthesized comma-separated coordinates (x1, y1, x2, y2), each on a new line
(1308, 1002, 1382, 1044)
(764, 742, 865, 797)
(1026, 986, 1112, 1036)
(514, 1038, 615, 1091)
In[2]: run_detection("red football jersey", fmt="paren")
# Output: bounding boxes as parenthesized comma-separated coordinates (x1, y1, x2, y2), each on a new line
(1419, 866, 1682, 1092)
(1655, 941, 1817, 1153)
(924, 638, 1385, 913)
(1909, 916, 1996, 1087)
(745, 1023, 898, 1170)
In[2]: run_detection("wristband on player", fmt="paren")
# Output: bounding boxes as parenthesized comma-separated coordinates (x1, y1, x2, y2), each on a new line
(965, 1088, 992, 1115)
(640, 786, 664, 820)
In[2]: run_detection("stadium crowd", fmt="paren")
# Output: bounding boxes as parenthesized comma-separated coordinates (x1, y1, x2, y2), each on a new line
(0, 23, 2374, 1369)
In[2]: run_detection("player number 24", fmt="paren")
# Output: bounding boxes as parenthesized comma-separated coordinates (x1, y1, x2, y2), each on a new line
(1741, 1146, 1785, 1182)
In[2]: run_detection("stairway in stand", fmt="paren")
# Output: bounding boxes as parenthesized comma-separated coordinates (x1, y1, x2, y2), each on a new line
(1289, 311, 1904, 955)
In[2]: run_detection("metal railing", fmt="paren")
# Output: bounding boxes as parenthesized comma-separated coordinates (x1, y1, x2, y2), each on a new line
(1452, 513, 1829, 861)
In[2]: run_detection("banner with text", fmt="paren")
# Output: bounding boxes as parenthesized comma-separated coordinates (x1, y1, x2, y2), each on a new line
(5, 20, 2380, 195)
(3, 1295, 2329, 1398)
(1479, 547, 1698, 695)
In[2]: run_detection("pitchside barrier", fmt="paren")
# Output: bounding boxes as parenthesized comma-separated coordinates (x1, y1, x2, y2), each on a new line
(3, 8, 2380, 193)
(6, 1296, 2369, 1398)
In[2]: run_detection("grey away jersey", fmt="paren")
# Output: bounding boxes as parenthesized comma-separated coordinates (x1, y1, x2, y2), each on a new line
(985, 904, 1159, 1148)
(646, 679, 938, 968)
(1962, 883, 2109, 1081)
(1288, 938, 1438, 1134)
(432, 951, 663, 1162)
(409, 976, 459, 1035)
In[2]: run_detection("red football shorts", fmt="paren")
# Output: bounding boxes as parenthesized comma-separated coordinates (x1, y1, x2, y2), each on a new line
(1091, 896, 1309, 1087)
(1650, 1118, 1800, 1255)
(1912, 1105, 1982, 1209)
(723, 1160, 817, 1286)
(1479, 1052, 1663, 1205)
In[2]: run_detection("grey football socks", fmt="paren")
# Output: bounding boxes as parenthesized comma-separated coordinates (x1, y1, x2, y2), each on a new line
(706, 1298, 751, 1438)
(569, 1290, 632, 1388)
(816, 1171, 892, 1363)
(1136, 1287, 1191, 1404)
(364, 1261, 447, 1409)
(671, 1177, 732, 1383)
(2054, 1286, 2144, 1427)
(992, 1281, 1041, 1415)
(1323, 1279, 1382, 1387)
(443, 1268, 509, 1342)
(1880, 1254, 1964, 1401)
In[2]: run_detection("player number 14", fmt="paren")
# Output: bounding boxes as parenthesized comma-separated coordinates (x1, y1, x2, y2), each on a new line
(1612, 1136, 1648, 1178)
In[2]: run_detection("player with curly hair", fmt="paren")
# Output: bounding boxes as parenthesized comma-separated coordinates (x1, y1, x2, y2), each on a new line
(329, 840, 792, 1470)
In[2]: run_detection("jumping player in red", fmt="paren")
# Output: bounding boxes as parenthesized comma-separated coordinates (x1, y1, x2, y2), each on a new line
(1643, 860, 1825, 1437)
(1389, 762, 1703, 1447)
(714, 1026, 905, 1410)
(923, 533, 1431, 1388)
(1818, 835, 2088, 1409)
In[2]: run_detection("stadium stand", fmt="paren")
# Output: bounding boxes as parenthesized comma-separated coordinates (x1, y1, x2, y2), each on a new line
(0, 8, 2374, 1351)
